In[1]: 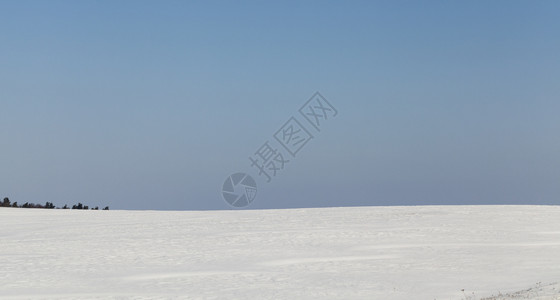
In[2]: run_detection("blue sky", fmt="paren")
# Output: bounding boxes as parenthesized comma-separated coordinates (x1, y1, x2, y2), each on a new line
(1, 1, 559, 210)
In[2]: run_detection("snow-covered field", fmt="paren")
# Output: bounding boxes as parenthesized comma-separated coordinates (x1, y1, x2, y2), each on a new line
(1, 205, 559, 299)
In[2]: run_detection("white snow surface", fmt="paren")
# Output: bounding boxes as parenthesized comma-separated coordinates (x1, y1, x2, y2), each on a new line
(1, 205, 560, 300)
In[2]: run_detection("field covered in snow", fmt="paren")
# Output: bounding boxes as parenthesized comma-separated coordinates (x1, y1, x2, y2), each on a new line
(1, 205, 560, 299)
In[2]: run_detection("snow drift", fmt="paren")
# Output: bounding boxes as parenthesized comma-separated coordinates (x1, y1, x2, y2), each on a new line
(1, 205, 559, 299)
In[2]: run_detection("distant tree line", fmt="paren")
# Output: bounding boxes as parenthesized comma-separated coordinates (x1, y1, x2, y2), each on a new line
(1, 197, 109, 210)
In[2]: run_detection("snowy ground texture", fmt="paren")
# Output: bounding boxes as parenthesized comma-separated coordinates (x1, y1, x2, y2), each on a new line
(1, 205, 560, 300)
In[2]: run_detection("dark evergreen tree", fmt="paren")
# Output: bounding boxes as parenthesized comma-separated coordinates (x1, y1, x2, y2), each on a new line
(2, 198, 108, 211)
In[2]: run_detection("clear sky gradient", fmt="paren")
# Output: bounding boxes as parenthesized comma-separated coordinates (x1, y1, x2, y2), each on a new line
(1, 1, 559, 210)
